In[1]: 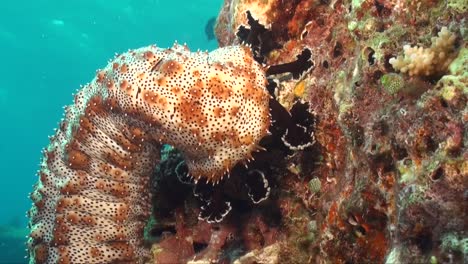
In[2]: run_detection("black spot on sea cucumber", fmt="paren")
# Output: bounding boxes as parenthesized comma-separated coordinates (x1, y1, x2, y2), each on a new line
(151, 58, 164, 72)
(136, 87, 141, 99)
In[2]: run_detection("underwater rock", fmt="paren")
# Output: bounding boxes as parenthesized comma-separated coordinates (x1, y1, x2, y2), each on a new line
(233, 242, 281, 264)
(209, 0, 467, 263)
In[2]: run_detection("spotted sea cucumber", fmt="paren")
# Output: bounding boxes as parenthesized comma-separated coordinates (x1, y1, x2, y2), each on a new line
(28, 44, 271, 263)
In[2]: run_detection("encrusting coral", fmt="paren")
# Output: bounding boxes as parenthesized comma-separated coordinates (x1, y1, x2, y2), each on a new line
(27, 44, 271, 263)
(389, 27, 457, 77)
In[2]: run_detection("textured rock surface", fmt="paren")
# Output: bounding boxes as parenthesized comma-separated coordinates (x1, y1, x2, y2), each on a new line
(212, 0, 467, 263)
(147, 0, 466, 263)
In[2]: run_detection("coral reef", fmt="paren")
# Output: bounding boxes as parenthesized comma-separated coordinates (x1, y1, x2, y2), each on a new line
(144, 0, 465, 263)
(28, 0, 466, 263)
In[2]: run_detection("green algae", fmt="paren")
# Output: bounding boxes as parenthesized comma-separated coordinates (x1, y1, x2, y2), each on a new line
(441, 233, 468, 255)
(380, 73, 404, 95)
(351, 0, 365, 10)
(397, 159, 417, 184)
(448, 47, 467, 76)
(308, 178, 321, 194)
(447, 0, 468, 13)
(400, 184, 428, 210)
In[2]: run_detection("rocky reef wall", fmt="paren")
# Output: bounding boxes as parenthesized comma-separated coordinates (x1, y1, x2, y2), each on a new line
(147, 0, 466, 263)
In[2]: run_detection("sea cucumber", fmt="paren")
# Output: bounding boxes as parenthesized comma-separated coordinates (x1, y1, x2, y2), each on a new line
(28, 43, 270, 263)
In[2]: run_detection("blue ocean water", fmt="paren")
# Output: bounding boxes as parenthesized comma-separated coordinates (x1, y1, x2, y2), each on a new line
(0, 0, 221, 262)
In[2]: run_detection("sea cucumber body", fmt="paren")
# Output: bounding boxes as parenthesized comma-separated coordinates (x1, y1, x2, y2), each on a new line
(28, 44, 270, 263)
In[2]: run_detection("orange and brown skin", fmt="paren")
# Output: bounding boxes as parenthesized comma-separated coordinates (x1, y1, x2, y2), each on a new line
(28, 44, 270, 263)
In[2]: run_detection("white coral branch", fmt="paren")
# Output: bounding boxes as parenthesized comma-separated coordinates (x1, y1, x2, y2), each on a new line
(389, 27, 457, 77)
